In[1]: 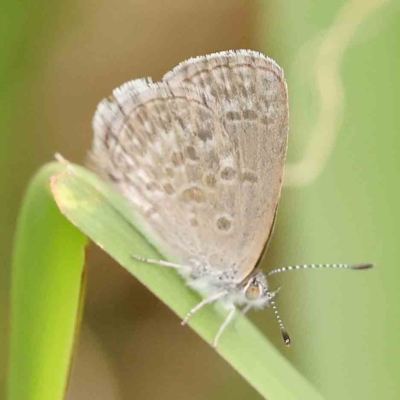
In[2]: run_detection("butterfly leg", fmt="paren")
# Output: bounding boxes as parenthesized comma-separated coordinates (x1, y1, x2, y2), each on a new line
(213, 306, 236, 348)
(182, 290, 228, 325)
(132, 254, 188, 269)
(241, 304, 252, 317)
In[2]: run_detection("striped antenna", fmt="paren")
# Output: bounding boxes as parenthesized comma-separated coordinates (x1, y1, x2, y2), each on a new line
(267, 263, 374, 277)
(267, 294, 291, 347)
(266, 263, 373, 346)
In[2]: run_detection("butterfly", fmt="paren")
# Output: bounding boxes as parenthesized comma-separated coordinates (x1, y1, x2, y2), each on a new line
(89, 50, 372, 348)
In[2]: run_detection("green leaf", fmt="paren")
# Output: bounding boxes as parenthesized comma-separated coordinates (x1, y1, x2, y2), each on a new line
(47, 160, 324, 400)
(8, 163, 88, 400)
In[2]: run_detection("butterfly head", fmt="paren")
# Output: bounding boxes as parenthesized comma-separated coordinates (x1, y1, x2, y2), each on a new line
(241, 270, 290, 346)
(242, 271, 273, 307)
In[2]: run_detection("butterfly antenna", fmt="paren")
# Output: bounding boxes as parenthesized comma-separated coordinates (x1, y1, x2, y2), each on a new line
(267, 262, 374, 277)
(268, 295, 291, 347)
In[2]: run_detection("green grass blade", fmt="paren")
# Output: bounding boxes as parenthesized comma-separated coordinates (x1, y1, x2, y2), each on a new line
(8, 164, 88, 400)
(49, 160, 324, 400)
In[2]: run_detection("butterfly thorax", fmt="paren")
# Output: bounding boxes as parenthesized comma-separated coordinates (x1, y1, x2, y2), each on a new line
(181, 261, 272, 309)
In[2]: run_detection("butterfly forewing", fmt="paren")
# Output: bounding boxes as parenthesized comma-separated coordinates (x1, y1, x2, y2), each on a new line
(91, 50, 289, 282)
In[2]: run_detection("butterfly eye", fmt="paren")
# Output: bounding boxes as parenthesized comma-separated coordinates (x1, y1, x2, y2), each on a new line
(245, 282, 261, 300)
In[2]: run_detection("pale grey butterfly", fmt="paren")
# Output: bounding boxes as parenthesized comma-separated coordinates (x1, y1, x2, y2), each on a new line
(89, 50, 373, 348)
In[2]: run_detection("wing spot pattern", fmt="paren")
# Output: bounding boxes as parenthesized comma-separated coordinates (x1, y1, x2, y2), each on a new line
(243, 109, 258, 121)
(221, 167, 236, 181)
(204, 173, 217, 187)
(181, 186, 206, 203)
(216, 216, 232, 232)
(171, 151, 184, 166)
(163, 183, 175, 194)
(226, 111, 241, 121)
(241, 171, 258, 184)
(186, 145, 199, 161)
(197, 129, 213, 142)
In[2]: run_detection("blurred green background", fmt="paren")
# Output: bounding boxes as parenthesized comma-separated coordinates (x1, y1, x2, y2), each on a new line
(2, 0, 400, 399)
